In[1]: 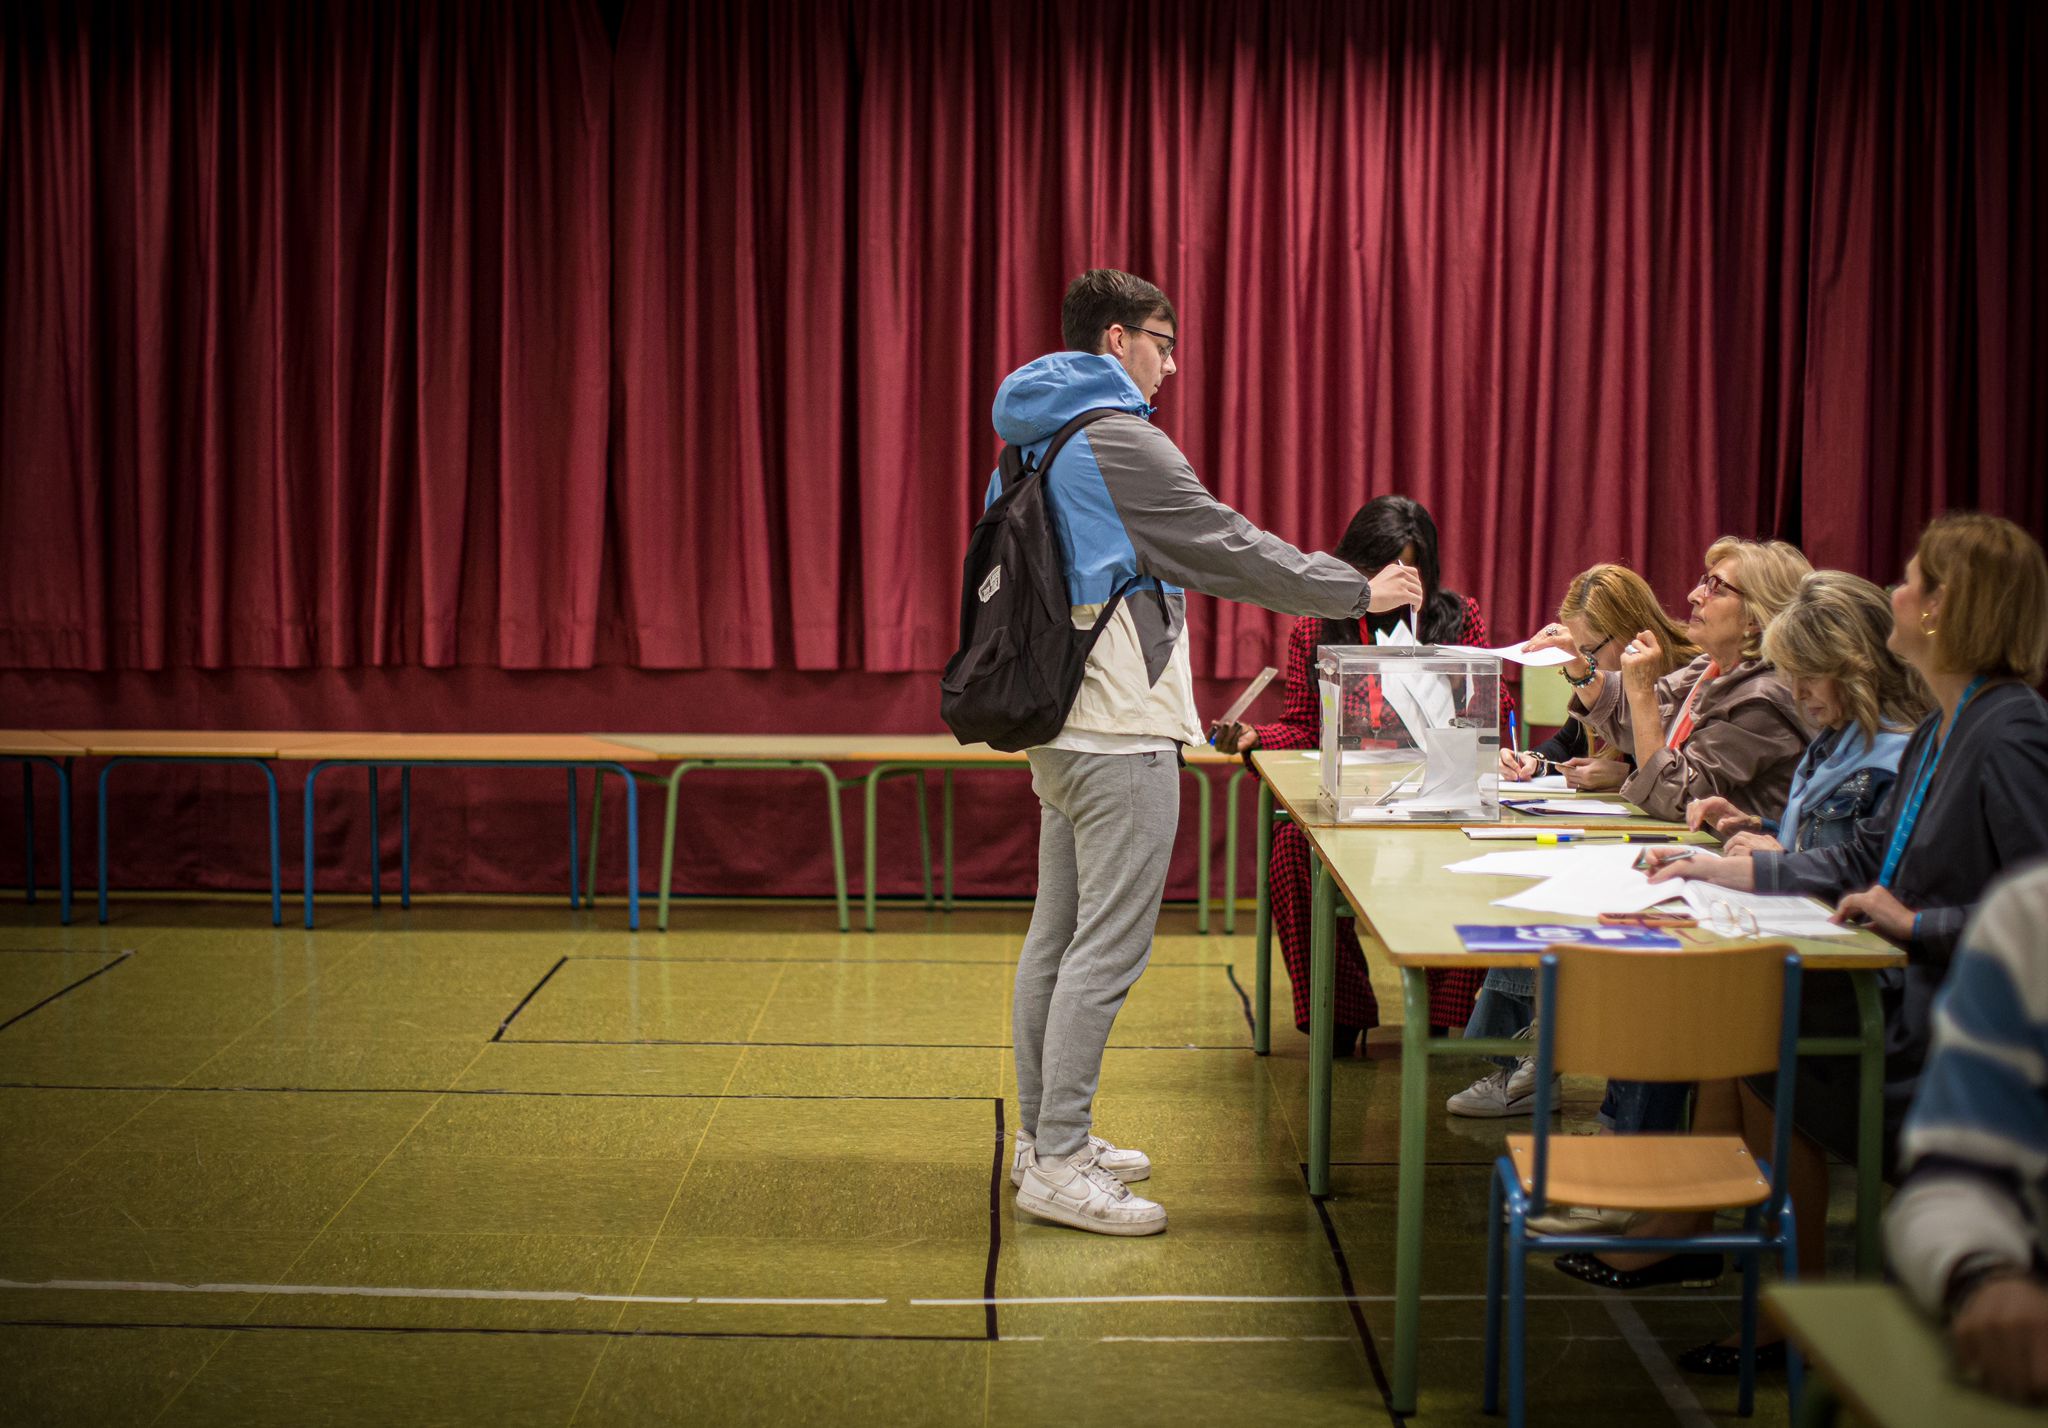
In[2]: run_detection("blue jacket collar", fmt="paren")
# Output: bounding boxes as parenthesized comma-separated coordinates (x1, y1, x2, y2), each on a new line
(992, 351, 1153, 446)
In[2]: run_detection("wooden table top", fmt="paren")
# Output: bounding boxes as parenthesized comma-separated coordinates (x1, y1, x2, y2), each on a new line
(1304, 823, 1905, 971)
(275, 734, 667, 763)
(596, 732, 1242, 765)
(1767, 1284, 2041, 1428)
(1251, 746, 1672, 830)
(0, 731, 90, 757)
(44, 730, 351, 758)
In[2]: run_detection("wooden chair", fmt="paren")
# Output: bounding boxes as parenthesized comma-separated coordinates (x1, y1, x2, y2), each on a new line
(1483, 941, 1805, 1425)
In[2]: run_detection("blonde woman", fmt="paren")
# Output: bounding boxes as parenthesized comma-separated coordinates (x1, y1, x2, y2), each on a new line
(1686, 571, 1930, 855)
(1566, 537, 1813, 823)
(1501, 565, 1702, 792)
(1451, 564, 1698, 1118)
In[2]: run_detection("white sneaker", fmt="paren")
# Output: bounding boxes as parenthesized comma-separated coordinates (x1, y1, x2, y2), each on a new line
(1446, 1028, 1561, 1118)
(1015, 1146, 1167, 1236)
(1011, 1128, 1151, 1187)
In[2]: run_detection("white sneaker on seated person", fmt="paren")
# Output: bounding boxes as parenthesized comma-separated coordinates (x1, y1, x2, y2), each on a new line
(1015, 1145, 1167, 1236)
(1011, 1127, 1151, 1187)
(1446, 1057, 1561, 1118)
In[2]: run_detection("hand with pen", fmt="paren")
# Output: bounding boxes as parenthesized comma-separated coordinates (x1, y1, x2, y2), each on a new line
(1494, 749, 1626, 791)
(1209, 721, 1258, 754)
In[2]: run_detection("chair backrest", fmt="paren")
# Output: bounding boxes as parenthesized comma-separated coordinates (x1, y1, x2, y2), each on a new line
(1517, 666, 1576, 733)
(1526, 941, 1803, 1218)
(1542, 941, 1797, 1083)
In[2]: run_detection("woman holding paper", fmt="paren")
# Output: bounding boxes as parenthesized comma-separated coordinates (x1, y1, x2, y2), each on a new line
(1211, 495, 1514, 1048)
(1571, 515, 2048, 1373)
(1500, 564, 1701, 792)
(1451, 564, 1698, 1117)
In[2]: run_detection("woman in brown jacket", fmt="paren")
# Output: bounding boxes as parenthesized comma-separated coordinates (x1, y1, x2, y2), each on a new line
(1564, 536, 1814, 824)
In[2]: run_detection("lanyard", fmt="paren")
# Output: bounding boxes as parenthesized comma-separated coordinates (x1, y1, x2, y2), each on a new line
(1665, 663, 1719, 748)
(1878, 676, 1987, 888)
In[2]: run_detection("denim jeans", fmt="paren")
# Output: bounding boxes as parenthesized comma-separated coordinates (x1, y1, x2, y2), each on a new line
(1464, 968, 1537, 1070)
(1598, 1078, 1691, 1133)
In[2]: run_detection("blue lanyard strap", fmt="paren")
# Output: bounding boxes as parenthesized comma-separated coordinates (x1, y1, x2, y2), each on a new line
(1878, 676, 1987, 889)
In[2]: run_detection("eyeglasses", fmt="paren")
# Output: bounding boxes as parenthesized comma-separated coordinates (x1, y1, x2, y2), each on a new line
(1701, 896, 1763, 939)
(1123, 324, 1178, 359)
(1581, 634, 1615, 660)
(1698, 571, 1748, 600)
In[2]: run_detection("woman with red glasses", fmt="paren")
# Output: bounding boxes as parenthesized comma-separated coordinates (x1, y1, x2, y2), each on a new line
(1560, 536, 1814, 824)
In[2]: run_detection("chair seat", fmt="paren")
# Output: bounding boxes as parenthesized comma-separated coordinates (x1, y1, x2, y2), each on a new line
(1506, 1133, 1771, 1213)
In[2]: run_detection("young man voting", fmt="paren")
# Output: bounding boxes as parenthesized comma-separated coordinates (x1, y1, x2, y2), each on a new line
(991, 269, 1421, 1235)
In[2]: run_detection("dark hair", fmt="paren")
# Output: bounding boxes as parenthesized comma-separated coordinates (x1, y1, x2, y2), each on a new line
(1318, 495, 1464, 647)
(1061, 268, 1178, 353)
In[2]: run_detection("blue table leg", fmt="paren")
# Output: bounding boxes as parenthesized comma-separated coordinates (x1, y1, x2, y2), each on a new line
(400, 767, 412, 908)
(96, 760, 115, 924)
(566, 769, 580, 908)
(56, 759, 73, 925)
(21, 762, 34, 904)
(260, 762, 282, 926)
(368, 767, 382, 909)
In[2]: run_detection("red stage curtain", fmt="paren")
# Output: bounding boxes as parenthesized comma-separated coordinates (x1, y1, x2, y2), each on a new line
(0, 0, 612, 669)
(3, 0, 2043, 681)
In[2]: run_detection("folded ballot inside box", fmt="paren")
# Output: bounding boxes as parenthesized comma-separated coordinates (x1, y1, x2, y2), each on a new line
(1316, 645, 1501, 822)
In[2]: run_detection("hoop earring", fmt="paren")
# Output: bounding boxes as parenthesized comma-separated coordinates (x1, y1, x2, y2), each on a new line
(1920, 610, 1938, 636)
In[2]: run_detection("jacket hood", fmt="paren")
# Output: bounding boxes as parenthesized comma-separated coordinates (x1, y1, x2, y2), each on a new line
(1779, 724, 1911, 837)
(992, 351, 1152, 446)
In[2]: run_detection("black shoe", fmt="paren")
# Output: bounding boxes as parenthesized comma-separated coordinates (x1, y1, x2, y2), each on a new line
(1332, 1025, 1365, 1058)
(1552, 1251, 1724, 1290)
(1676, 1339, 1787, 1376)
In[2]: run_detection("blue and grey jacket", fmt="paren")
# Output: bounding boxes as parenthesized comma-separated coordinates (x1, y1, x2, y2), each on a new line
(1886, 860, 2048, 1313)
(987, 351, 1372, 746)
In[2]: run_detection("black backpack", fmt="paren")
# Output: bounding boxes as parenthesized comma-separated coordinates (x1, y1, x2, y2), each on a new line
(939, 408, 1143, 751)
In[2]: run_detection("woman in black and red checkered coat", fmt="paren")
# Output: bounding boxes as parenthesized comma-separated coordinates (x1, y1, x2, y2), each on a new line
(1212, 496, 1514, 1054)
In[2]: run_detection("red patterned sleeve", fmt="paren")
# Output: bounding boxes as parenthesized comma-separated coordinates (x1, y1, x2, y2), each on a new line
(1251, 617, 1322, 752)
(1458, 596, 1517, 725)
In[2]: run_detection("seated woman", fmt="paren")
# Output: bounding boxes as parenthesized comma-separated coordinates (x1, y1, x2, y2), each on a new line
(1572, 515, 2048, 1374)
(1453, 564, 1699, 1116)
(1687, 570, 1927, 857)
(1540, 539, 1817, 1149)
(1570, 536, 1815, 824)
(1212, 495, 1512, 1052)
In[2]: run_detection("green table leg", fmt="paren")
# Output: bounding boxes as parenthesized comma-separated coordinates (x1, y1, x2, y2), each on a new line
(942, 771, 955, 910)
(863, 764, 919, 932)
(1191, 762, 1213, 935)
(1253, 780, 1276, 1056)
(913, 772, 934, 909)
(1795, 1375, 1841, 1428)
(657, 763, 689, 931)
(1308, 853, 1335, 1195)
(804, 760, 850, 933)
(1393, 967, 1430, 1416)
(1852, 969, 1884, 1276)
(1225, 766, 1248, 935)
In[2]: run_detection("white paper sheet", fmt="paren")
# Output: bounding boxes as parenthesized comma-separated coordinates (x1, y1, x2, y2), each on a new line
(1448, 845, 1646, 879)
(1492, 871, 1684, 917)
(1678, 883, 1851, 938)
(1438, 639, 1579, 668)
(1506, 798, 1637, 817)
(1375, 621, 1457, 741)
(1499, 775, 1570, 793)
(1463, 826, 1588, 840)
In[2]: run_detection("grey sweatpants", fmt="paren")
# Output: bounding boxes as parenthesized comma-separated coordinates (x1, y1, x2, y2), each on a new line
(1013, 746, 1180, 1158)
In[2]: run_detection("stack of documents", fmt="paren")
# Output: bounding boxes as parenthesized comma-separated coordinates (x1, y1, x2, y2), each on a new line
(1678, 883, 1850, 938)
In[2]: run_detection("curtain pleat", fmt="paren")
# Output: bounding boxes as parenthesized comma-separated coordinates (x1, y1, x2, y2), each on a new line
(1, 0, 2041, 674)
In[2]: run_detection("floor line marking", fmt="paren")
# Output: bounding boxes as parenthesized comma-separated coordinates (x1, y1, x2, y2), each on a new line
(1604, 1294, 1715, 1428)
(0, 1279, 1741, 1309)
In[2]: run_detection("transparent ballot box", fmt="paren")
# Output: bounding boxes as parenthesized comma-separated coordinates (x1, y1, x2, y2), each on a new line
(1315, 646, 1502, 822)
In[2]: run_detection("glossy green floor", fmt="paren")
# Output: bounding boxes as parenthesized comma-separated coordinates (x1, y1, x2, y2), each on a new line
(0, 895, 1839, 1425)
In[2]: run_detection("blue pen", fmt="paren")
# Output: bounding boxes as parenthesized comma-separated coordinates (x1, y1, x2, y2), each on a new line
(1508, 710, 1520, 755)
